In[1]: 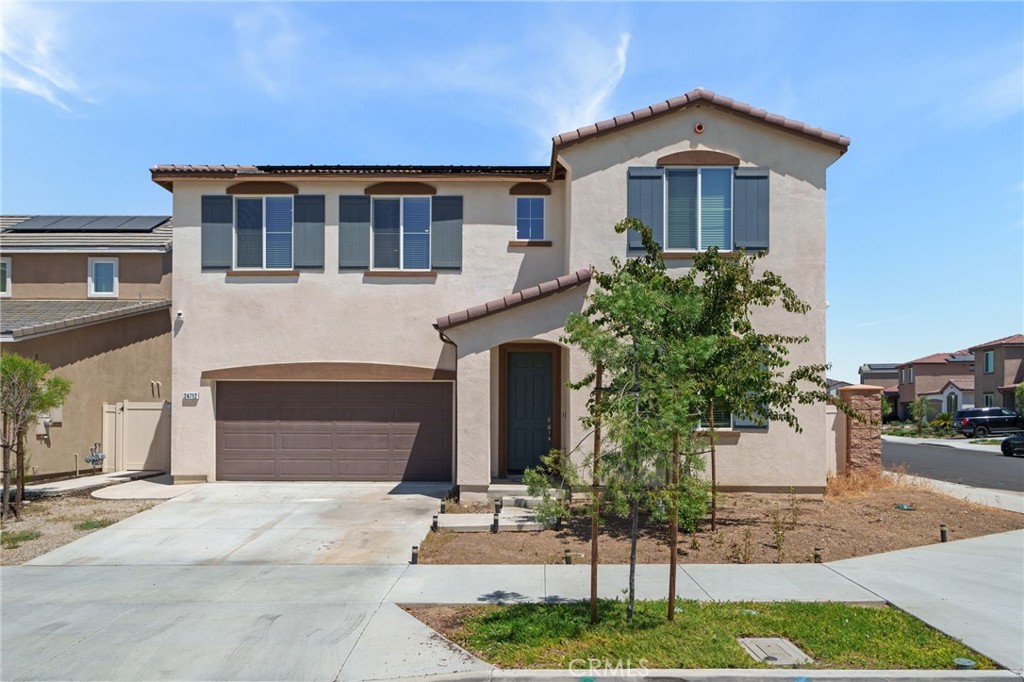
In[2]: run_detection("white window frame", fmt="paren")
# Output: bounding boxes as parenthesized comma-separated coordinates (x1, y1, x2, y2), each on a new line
(515, 196, 546, 241)
(908, 367, 914, 383)
(0, 257, 10, 297)
(983, 350, 994, 374)
(233, 195, 294, 271)
(370, 196, 432, 271)
(983, 393, 994, 407)
(663, 167, 734, 253)
(88, 257, 119, 298)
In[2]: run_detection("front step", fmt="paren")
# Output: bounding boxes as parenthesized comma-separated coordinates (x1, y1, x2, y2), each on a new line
(501, 495, 548, 510)
(436, 507, 549, 533)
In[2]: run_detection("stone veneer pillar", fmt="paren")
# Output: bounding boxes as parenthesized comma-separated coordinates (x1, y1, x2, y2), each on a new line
(837, 384, 884, 472)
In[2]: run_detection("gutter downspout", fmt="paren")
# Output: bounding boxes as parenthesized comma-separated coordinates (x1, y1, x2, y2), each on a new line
(434, 324, 459, 500)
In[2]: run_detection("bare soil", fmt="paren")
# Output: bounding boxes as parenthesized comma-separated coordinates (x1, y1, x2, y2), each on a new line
(419, 479, 1024, 565)
(1, 490, 155, 565)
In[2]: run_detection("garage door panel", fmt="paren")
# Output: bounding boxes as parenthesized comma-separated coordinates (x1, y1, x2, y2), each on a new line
(216, 381, 452, 481)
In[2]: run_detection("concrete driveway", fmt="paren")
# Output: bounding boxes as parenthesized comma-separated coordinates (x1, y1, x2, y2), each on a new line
(2, 481, 492, 681)
(29, 481, 447, 566)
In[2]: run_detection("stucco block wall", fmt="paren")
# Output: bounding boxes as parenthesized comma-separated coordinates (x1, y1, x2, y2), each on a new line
(2, 309, 171, 476)
(837, 385, 882, 472)
(169, 179, 569, 481)
(5, 252, 171, 300)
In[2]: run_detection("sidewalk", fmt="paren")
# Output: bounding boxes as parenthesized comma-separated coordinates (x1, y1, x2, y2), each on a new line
(887, 471, 1024, 513)
(883, 434, 1003, 453)
(22, 470, 163, 497)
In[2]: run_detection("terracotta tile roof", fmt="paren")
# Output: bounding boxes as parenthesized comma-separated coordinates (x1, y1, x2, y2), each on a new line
(435, 268, 591, 331)
(898, 350, 974, 367)
(1, 215, 172, 251)
(551, 88, 851, 155)
(881, 385, 900, 394)
(151, 164, 551, 179)
(946, 377, 975, 391)
(1000, 383, 1021, 392)
(969, 334, 1024, 351)
(0, 299, 171, 340)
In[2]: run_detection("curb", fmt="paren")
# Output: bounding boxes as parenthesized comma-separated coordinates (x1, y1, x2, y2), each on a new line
(400, 669, 1023, 681)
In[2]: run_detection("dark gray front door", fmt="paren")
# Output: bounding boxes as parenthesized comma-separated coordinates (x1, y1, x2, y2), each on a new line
(506, 352, 552, 473)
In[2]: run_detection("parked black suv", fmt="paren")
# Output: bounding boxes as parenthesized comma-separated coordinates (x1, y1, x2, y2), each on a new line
(952, 407, 1024, 437)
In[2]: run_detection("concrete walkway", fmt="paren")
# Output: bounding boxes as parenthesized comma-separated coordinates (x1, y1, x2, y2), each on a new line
(91, 473, 195, 499)
(22, 469, 163, 496)
(888, 471, 1024, 513)
(3, 480, 1021, 681)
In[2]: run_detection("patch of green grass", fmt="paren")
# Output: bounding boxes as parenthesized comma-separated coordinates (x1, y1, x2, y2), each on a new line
(451, 600, 995, 670)
(73, 518, 114, 531)
(970, 439, 1002, 445)
(1, 529, 42, 549)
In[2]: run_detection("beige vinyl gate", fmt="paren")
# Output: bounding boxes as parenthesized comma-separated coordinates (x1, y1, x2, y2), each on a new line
(102, 401, 171, 472)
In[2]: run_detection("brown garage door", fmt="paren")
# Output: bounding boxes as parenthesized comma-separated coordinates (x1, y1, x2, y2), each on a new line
(216, 381, 452, 481)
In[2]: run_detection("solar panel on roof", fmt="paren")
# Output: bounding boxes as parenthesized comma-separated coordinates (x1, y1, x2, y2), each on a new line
(3, 215, 169, 233)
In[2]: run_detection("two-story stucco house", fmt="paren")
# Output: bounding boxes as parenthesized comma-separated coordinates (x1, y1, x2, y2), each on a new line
(0, 215, 173, 477)
(970, 334, 1024, 409)
(152, 89, 849, 499)
(896, 350, 975, 419)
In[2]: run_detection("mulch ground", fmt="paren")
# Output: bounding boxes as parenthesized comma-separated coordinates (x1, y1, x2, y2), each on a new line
(419, 483, 1024, 565)
(1, 490, 155, 565)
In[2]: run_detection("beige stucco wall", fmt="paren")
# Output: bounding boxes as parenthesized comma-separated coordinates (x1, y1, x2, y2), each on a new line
(5, 252, 171, 300)
(169, 179, 568, 481)
(556, 105, 841, 491)
(2, 310, 172, 476)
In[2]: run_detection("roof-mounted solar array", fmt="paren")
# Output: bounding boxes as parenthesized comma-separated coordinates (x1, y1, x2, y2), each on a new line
(2, 216, 170, 233)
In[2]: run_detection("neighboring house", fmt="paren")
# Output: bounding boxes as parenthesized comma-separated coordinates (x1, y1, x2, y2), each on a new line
(152, 88, 849, 499)
(881, 386, 900, 421)
(969, 334, 1024, 409)
(896, 351, 974, 420)
(919, 377, 975, 417)
(826, 378, 853, 396)
(859, 362, 899, 387)
(0, 216, 173, 477)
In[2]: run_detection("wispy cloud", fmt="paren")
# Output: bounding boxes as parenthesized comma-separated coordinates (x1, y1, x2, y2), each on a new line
(0, 3, 85, 111)
(233, 6, 302, 97)
(856, 314, 916, 329)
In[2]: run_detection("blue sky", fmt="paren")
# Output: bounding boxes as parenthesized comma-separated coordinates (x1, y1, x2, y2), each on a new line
(2, 2, 1022, 382)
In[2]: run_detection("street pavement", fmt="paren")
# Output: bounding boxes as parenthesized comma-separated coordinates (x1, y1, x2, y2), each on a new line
(2, 482, 1022, 680)
(883, 439, 1024, 492)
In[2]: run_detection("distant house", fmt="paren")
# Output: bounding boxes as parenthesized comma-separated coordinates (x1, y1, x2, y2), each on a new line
(0, 215, 172, 477)
(859, 362, 899, 387)
(918, 377, 975, 416)
(826, 377, 852, 396)
(969, 334, 1024, 409)
(896, 351, 974, 419)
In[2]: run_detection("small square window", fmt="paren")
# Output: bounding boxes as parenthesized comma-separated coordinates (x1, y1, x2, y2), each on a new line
(0, 258, 10, 297)
(516, 197, 545, 241)
(88, 257, 118, 298)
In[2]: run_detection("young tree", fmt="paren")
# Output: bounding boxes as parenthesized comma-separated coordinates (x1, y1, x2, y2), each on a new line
(910, 395, 936, 436)
(1015, 383, 1024, 411)
(1, 354, 71, 519)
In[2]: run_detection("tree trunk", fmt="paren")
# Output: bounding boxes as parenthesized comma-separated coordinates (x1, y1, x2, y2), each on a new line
(627, 494, 639, 620)
(709, 403, 717, 532)
(14, 427, 25, 513)
(590, 363, 603, 625)
(2, 415, 11, 521)
(668, 429, 680, 621)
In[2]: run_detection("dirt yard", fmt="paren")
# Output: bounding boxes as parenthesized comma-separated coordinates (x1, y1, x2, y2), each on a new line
(1, 491, 155, 565)
(419, 475, 1024, 565)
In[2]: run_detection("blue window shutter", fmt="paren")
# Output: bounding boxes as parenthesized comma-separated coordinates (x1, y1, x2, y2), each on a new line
(431, 196, 463, 269)
(293, 195, 324, 268)
(339, 195, 371, 269)
(626, 167, 665, 254)
(201, 196, 233, 269)
(733, 167, 769, 251)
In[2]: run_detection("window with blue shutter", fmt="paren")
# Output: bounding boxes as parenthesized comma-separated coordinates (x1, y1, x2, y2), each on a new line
(234, 196, 294, 270)
(372, 197, 432, 271)
(627, 165, 767, 255)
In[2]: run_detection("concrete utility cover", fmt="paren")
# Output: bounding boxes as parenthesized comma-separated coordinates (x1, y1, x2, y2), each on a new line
(737, 637, 813, 666)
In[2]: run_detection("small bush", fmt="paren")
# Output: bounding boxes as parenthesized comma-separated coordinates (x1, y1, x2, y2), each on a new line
(73, 518, 113, 531)
(1, 529, 42, 549)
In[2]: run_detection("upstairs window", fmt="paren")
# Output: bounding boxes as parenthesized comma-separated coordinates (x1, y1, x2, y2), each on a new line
(908, 367, 914, 383)
(235, 196, 293, 270)
(372, 197, 431, 270)
(516, 197, 545, 240)
(983, 350, 994, 374)
(665, 168, 733, 251)
(0, 257, 9, 297)
(88, 257, 118, 297)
